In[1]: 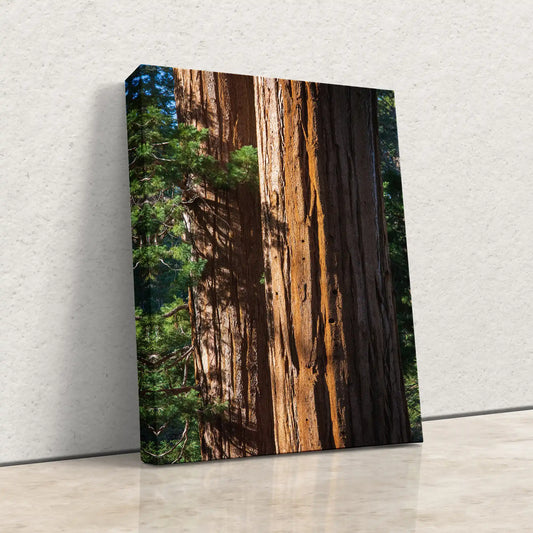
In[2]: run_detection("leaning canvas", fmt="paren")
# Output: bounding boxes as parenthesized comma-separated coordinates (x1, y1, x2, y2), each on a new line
(125, 65, 422, 464)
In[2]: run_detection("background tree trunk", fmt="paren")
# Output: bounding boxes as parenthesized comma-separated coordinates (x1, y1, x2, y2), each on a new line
(254, 78, 411, 453)
(174, 69, 274, 459)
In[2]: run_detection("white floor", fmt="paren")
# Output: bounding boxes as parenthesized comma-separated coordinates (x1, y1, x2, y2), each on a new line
(1, 410, 531, 532)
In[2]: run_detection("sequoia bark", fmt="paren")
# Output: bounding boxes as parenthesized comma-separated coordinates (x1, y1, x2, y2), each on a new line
(253, 78, 411, 453)
(173, 69, 274, 459)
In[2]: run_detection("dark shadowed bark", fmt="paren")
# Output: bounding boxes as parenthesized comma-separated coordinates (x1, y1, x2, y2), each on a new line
(174, 69, 274, 459)
(254, 77, 411, 453)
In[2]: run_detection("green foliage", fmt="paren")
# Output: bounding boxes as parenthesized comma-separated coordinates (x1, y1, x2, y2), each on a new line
(126, 67, 209, 463)
(128, 69, 202, 463)
(377, 90, 423, 441)
(224, 145, 259, 188)
(404, 374, 423, 442)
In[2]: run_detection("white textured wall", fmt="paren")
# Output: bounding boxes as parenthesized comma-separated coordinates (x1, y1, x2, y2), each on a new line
(1, 1, 532, 464)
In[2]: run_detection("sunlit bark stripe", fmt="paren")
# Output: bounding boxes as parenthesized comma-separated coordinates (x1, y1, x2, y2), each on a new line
(254, 77, 411, 453)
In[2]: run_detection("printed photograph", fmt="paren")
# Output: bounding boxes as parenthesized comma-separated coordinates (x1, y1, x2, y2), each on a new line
(125, 65, 422, 464)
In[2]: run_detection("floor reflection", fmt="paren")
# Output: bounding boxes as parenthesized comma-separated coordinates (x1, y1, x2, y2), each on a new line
(2, 412, 531, 531)
(139, 444, 422, 532)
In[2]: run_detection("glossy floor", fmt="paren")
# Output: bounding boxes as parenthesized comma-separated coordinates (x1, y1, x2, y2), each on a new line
(1, 410, 532, 532)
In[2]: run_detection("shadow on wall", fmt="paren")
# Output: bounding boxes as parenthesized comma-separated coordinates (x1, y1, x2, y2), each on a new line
(59, 83, 139, 457)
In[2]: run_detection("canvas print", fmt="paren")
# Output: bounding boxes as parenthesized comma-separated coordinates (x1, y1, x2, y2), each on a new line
(125, 65, 422, 464)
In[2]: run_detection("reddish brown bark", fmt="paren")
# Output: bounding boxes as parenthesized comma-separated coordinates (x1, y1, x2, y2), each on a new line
(254, 78, 411, 453)
(174, 69, 274, 459)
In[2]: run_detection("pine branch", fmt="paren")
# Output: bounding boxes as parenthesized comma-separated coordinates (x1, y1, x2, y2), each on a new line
(143, 421, 189, 460)
(141, 346, 193, 367)
(159, 385, 198, 396)
(135, 303, 188, 321)
(161, 303, 189, 318)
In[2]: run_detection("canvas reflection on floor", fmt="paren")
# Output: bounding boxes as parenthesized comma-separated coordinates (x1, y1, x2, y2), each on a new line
(125, 65, 422, 464)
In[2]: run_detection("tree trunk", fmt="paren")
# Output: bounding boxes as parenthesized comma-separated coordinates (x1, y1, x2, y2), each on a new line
(254, 78, 411, 453)
(174, 69, 274, 459)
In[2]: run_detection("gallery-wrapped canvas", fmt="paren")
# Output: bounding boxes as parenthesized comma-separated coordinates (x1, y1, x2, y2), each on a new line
(125, 65, 422, 464)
